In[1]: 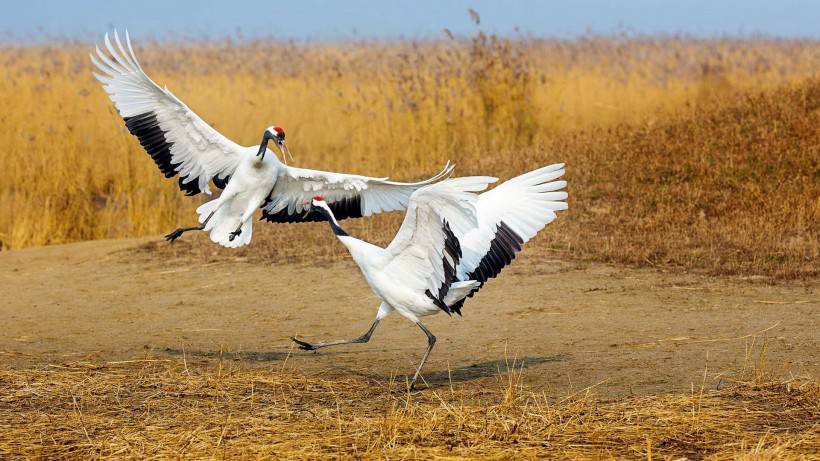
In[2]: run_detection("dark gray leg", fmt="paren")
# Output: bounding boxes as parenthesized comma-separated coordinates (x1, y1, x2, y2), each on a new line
(292, 319, 380, 351)
(165, 211, 214, 243)
(409, 322, 436, 391)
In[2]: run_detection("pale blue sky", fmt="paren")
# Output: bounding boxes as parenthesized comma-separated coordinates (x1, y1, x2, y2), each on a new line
(2, 0, 818, 42)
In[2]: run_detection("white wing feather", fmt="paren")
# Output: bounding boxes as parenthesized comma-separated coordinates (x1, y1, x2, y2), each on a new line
(91, 30, 243, 195)
(261, 162, 455, 220)
(382, 176, 497, 300)
(458, 163, 568, 280)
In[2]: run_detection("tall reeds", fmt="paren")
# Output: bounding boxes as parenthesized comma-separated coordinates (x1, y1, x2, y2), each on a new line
(1, 35, 818, 276)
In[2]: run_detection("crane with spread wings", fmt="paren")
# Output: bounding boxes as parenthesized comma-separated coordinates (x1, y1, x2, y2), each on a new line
(92, 30, 452, 247)
(293, 164, 567, 389)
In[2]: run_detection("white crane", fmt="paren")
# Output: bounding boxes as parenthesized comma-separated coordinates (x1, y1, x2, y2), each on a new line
(293, 164, 568, 389)
(91, 30, 453, 248)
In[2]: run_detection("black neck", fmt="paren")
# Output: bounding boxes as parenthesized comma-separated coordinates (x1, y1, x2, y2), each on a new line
(329, 219, 348, 237)
(315, 207, 348, 236)
(257, 132, 272, 156)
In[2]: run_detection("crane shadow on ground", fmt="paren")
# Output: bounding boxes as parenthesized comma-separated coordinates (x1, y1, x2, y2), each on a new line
(161, 347, 292, 362)
(422, 354, 571, 385)
(160, 347, 570, 386)
(335, 354, 572, 387)
(160, 346, 394, 362)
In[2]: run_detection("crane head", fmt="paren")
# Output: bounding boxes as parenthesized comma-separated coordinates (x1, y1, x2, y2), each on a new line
(259, 126, 291, 163)
(308, 195, 348, 236)
(307, 195, 332, 220)
(266, 126, 286, 141)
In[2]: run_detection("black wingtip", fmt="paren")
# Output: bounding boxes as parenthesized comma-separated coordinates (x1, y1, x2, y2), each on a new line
(212, 174, 231, 190)
(179, 176, 201, 196)
(450, 298, 466, 313)
(458, 221, 526, 309)
(261, 195, 363, 223)
(124, 111, 204, 196)
(425, 289, 452, 316)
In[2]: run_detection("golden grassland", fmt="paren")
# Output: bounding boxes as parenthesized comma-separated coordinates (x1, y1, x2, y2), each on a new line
(1, 349, 817, 459)
(1, 35, 818, 278)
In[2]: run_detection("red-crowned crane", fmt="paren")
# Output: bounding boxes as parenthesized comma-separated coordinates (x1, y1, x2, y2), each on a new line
(293, 164, 567, 389)
(91, 30, 452, 248)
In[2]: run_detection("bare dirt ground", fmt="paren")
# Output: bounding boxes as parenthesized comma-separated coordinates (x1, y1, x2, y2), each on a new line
(1, 238, 817, 397)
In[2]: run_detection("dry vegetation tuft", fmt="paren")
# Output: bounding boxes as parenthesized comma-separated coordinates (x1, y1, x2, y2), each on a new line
(0, 356, 817, 459)
(1, 34, 818, 278)
(554, 80, 820, 279)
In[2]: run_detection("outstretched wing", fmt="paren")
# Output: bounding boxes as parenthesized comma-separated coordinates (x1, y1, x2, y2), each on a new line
(91, 30, 243, 196)
(260, 162, 455, 223)
(382, 176, 497, 315)
(451, 164, 568, 311)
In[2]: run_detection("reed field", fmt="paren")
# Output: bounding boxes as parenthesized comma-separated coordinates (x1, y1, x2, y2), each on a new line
(1, 34, 818, 278)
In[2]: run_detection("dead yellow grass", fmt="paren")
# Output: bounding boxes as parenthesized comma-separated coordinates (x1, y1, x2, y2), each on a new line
(0, 355, 816, 459)
(553, 80, 820, 279)
(1, 35, 818, 278)
(144, 77, 820, 279)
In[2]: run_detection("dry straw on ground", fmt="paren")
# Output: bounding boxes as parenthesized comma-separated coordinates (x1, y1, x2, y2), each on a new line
(0, 354, 817, 459)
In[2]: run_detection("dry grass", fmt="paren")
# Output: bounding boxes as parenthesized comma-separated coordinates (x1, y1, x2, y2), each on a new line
(552, 80, 820, 279)
(144, 76, 820, 280)
(1, 34, 818, 278)
(0, 354, 817, 459)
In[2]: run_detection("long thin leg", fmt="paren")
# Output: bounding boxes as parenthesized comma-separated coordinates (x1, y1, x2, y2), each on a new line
(165, 211, 215, 243)
(292, 319, 380, 351)
(409, 322, 436, 391)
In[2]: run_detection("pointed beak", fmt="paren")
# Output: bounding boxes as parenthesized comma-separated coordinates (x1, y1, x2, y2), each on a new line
(302, 205, 313, 219)
(277, 139, 293, 163)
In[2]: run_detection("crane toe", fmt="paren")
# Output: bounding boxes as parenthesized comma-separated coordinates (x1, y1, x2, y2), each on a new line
(228, 229, 242, 242)
(164, 229, 184, 243)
